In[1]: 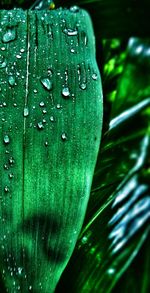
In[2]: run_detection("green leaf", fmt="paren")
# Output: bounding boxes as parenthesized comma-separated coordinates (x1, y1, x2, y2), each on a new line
(0, 8, 103, 292)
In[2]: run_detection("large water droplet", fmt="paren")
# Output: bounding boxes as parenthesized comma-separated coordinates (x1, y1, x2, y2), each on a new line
(63, 28, 78, 36)
(61, 87, 70, 98)
(8, 75, 15, 86)
(2, 28, 16, 43)
(3, 135, 10, 144)
(40, 77, 52, 91)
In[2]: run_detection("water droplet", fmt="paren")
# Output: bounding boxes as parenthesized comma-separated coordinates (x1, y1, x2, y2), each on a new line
(61, 133, 67, 141)
(20, 48, 25, 53)
(0, 57, 7, 69)
(39, 101, 45, 107)
(17, 267, 24, 276)
(63, 28, 78, 36)
(8, 75, 15, 86)
(33, 89, 38, 94)
(29, 286, 32, 291)
(4, 164, 9, 170)
(50, 116, 54, 122)
(45, 141, 48, 147)
(70, 48, 75, 53)
(92, 73, 98, 80)
(16, 54, 22, 59)
(40, 77, 52, 91)
(23, 107, 29, 117)
(9, 157, 15, 165)
(107, 268, 115, 275)
(81, 236, 88, 244)
(70, 6, 79, 13)
(43, 109, 47, 114)
(2, 28, 16, 43)
(3, 135, 10, 144)
(9, 173, 14, 179)
(61, 87, 70, 98)
(80, 83, 87, 90)
(1, 47, 6, 51)
(56, 104, 61, 109)
(37, 122, 44, 130)
(4, 186, 9, 193)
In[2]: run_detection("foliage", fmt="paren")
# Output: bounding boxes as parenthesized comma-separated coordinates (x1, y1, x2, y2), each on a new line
(0, 0, 150, 292)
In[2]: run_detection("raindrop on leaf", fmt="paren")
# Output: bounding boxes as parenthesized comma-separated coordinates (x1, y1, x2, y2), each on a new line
(3, 135, 10, 144)
(61, 87, 70, 98)
(2, 28, 16, 43)
(40, 77, 52, 91)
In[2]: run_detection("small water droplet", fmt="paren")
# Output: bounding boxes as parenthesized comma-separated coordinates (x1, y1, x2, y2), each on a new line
(4, 164, 9, 170)
(70, 6, 79, 13)
(0, 58, 7, 69)
(45, 141, 48, 147)
(3, 135, 10, 144)
(80, 83, 87, 90)
(63, 28, 78, 36)
(8, 75, 15, 86)
(56, 104, 61, 109)
(92, 73, 98, 80)
(37, 122, 44, 130)
(20, 48, 25, 53)
(9, 157, 15, 165)
(39, 101, 45, 107)
(29, 286, 32, 291)
(70, 48, 75, 53)
(16, 54, 22, 59)
(23, 107, 29, 117)
(50, 116, 54, 122)
(107, 268, 115, 275)
(9, 173, 14, 179)
(40, 77, 52, 91)
(4, 186, 9, 193)
(2, 28, 16, 43)
(61, 133, 67, 141)
(61, 87, 70, 98)
(17, 267, 24, 276)
(33, 89, 38, 94)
